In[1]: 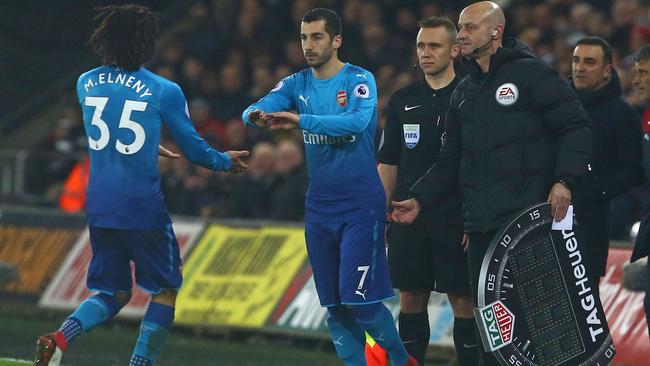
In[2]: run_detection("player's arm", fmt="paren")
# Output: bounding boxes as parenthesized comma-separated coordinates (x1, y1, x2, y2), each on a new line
(377, 96, 402, 211)
(379, 164, 398, 209)
(158, 145, 180, 159)
(161, 83, 246, 172)
(392, 105, 462, 224)
(269, 74, 378, 136)
(531, 62, 591, 220)
(242, 77, 296, 128)
(410, 106, 461, 207)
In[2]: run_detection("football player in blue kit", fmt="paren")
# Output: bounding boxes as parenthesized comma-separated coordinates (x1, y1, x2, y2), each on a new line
(34, 5, 248, 366)
(242, 8, 417, 366)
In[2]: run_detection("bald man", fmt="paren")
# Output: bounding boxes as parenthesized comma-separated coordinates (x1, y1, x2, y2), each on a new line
(392, 2, 591, 365)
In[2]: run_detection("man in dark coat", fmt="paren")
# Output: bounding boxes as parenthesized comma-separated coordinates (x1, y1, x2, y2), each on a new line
(391, 2, 592, 364)
(571, 36, 643, 293)
(632, 44, 650, 342)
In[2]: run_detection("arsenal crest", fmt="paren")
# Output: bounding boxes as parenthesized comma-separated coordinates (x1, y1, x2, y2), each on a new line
(336, 90, 347, 106)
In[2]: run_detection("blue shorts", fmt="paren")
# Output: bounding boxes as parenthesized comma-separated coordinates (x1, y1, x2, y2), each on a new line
(87, 224, 182, 294)
(305, 220, 394, 307)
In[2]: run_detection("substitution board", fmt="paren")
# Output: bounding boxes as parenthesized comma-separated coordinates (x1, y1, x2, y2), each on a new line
(474, 202, 615, 366)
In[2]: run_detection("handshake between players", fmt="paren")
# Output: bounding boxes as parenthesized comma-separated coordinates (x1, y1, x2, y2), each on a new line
(248, 109, 302, 131)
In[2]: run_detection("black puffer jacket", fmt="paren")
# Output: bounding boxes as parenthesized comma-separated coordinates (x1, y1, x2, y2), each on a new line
(571, 70, 643, 276)
(411, 39, 591, 232)
(572, 70, 643, 203)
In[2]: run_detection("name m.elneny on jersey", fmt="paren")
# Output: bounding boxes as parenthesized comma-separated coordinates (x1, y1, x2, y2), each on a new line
(82, 72, 152, 98)
(562, 229, 605, 342)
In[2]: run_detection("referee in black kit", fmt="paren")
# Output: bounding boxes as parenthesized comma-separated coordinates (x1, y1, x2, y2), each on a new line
(378, 16, 477, 366)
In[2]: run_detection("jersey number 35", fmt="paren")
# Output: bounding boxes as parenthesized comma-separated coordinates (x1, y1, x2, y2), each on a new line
(85, 96, 147, 155)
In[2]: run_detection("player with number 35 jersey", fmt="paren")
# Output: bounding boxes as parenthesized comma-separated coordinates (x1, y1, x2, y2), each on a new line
(35, 6, 248, 366)
(77, 65, 231, 230)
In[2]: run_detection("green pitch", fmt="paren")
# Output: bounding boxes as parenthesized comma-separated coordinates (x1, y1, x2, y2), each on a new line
(0, 306, 342, 366)
(0, 359, 31, 366)
(0, 305, 453, 365)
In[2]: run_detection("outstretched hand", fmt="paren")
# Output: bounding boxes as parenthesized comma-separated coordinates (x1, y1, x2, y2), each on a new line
(226, 150, 250, 173)
(390, 198, 422, 225)
(248, 109, 270, 128)
(264, 112, 301, 130)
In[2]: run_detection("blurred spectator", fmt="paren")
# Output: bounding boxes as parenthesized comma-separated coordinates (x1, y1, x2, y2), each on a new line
(565, 3, 594, 45)
(285, 40, 307, 72)
(213, 63, 251, 121)
(250, 67, 277, 100)
(58, 154, 90, 213)
(269, 139, 308, 221)
(610, 0, 642, 57)
(221, 117, 268, 151)
(26, 106, 85, 197)
(189, 98, 226, 148)
(26, 0, 650, 231)
(180, 56, 206, 97)
(228, 142, 277, 219)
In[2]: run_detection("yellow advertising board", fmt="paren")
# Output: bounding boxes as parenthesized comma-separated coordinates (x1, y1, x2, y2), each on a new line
(176, 224, 308, 327)
(0, 225, 78, 294)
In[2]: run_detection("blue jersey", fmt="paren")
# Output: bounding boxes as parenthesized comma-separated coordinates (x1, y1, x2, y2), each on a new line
(243, 63, 385, 223)
(77, 66, 231, 230)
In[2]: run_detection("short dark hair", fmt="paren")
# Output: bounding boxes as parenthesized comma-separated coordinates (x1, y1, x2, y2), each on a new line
(576, 36, 613, 65)
(418, 16, 458, 45)
(301, 8, 342, 38)
(89, 5, 160, 71)
(634, 45, 650, 63)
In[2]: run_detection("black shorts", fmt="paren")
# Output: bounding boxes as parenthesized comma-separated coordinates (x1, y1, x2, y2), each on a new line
(387, 210, 470, 295)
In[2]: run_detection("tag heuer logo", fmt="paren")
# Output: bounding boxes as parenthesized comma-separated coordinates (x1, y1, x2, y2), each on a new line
(336, 90, 347, 106)
(477, 301, 515, 351)
(495, 83, 519, 106)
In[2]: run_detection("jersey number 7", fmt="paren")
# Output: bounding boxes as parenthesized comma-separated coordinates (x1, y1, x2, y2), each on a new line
(85, 96, 148, 155)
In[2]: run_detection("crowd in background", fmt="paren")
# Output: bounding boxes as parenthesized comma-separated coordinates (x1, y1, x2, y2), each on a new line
(25, 0, 650, 233)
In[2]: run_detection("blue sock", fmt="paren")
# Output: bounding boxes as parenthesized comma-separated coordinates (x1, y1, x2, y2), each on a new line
(131, 302, 175, 365)
(326, 305, 366, 365)
(60, 292, 122, 343)
(350, 302, 409, 366)
(59, 317, 82, 344)
(129, 355, 152, 366)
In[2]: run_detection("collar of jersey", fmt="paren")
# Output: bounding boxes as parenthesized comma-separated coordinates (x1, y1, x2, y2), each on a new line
(419, 75, 459, 95)
(310, 63, 350, 84)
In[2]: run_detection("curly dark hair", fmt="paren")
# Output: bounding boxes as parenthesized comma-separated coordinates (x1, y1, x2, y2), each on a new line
(88, 5, 159, 71)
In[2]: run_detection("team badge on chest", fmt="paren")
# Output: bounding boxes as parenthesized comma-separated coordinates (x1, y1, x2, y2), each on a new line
(336, 90, 347, 106)
(403, 124, 420, 149)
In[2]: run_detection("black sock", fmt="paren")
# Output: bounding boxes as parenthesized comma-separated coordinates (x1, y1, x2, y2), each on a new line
(398, 312, 429, 365)
(454, 317, 479, 366)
